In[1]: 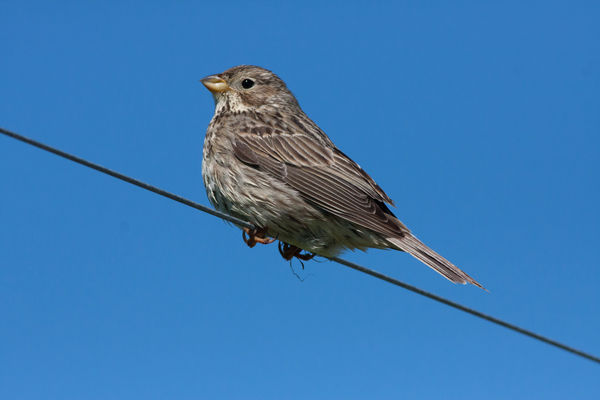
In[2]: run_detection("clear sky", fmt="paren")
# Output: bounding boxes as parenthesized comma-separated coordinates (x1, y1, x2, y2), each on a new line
(1, 1, 599, 399)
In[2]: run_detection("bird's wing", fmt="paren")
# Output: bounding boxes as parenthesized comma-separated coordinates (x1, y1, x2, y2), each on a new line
(233, 126, 484, 289)
(233, 129, 409, 239)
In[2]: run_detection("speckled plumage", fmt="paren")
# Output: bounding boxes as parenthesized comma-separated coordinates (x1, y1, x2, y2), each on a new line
(201, 65, 483, 288)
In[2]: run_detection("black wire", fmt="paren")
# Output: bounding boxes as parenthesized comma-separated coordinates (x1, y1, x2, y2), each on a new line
(1, 126, 599, 365)
(0, 127, 254, 229)
(330, 256, 600, 363)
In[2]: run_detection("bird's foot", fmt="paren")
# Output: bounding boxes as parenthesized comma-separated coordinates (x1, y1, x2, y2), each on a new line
(243, 227, 276, 248)
(278, 242, 316, 262)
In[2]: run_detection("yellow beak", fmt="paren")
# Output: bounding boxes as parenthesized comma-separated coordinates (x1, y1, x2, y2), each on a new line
(200, 75, 231, 93)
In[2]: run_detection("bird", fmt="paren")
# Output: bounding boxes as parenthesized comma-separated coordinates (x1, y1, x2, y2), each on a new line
(200, 65, 484, 289)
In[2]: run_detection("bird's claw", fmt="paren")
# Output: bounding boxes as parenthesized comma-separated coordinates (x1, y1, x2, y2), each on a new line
(278, 242, 316, 262)
(243, 227, 276, 248)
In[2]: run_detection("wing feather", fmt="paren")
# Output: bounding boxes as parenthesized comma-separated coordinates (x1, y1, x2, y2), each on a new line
(236, 133, 407, 238)
(228, 113, 483, 288)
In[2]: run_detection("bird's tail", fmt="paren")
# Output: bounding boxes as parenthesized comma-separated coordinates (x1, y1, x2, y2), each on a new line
(387, 235, 485, 290)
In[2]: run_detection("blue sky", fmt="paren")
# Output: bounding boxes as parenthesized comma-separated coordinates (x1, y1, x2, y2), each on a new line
(1, 1, 599, 398)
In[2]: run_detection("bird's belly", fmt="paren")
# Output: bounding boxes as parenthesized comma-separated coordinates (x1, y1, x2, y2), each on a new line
(202, 155, 389, 257)
(203, 154, 316, 229)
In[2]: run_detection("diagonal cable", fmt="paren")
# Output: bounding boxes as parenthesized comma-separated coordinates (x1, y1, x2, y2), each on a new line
(1, 126, 599, 365)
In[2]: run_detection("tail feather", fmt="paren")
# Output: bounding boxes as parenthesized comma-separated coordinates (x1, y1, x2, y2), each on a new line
(388, 235, 485, 290)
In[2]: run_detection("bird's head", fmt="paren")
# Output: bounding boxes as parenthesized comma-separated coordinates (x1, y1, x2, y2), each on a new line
(201, 65, 299, 113)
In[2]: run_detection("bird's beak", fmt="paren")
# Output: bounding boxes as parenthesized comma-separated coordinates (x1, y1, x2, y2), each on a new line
(200, 75, 231, 93)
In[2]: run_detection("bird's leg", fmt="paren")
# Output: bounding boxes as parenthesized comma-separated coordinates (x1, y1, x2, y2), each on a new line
(242, 227, 276, 248)
(278, 242, 316, 262)
(278, 242, 295, 260)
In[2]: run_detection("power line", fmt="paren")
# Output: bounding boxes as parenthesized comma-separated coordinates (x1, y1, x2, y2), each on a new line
(1, 125, 599, 365)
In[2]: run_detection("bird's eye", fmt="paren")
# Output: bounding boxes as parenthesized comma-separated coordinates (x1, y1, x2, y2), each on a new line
(242, 79, 255, 89)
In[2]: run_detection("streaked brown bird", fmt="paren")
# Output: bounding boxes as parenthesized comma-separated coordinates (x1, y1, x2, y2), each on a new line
(200, 65, 483, 289)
